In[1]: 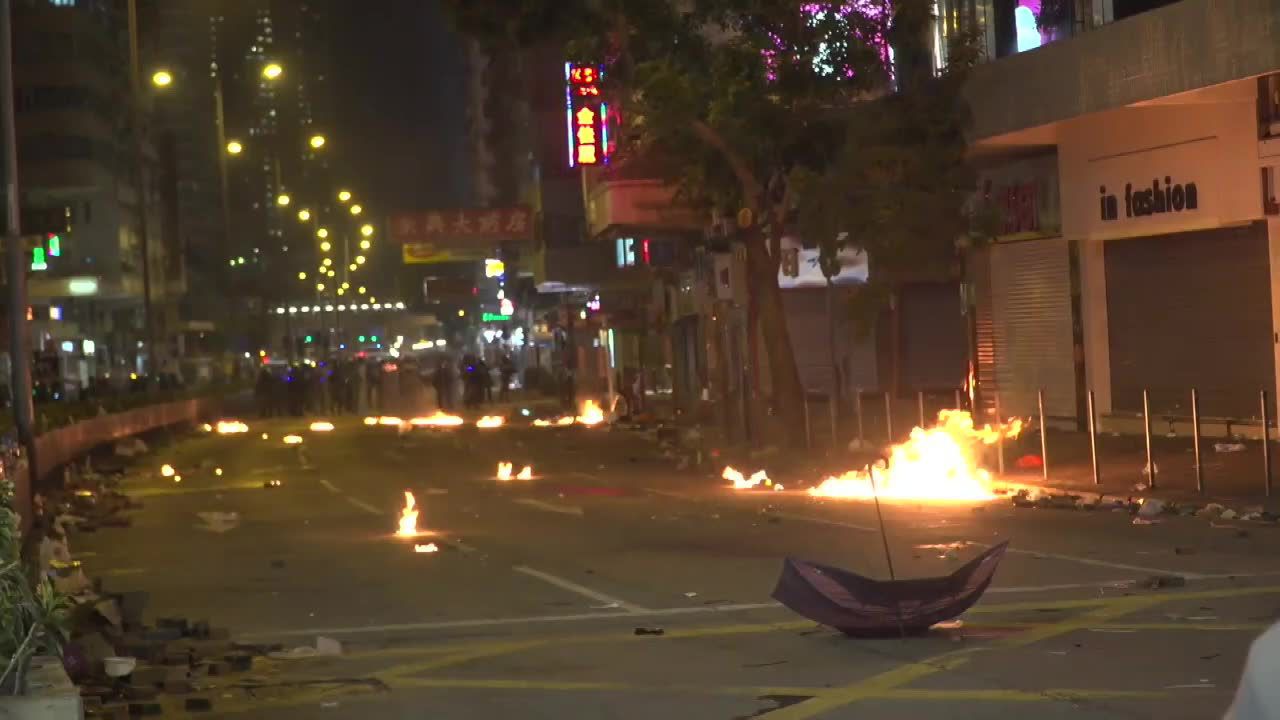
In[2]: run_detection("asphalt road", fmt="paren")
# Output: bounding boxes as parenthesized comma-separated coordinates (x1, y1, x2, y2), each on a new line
(72, 405, 1280, 719)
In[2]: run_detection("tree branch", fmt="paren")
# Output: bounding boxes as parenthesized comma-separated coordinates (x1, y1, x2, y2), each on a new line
(689, 119, 762, 208)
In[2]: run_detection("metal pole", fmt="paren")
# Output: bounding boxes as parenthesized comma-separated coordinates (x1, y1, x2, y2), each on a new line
(1191, 388, 1203, 495)
(883, 390, 893, 442)
(127, 0, 157, 378)
(1038, 389, 1049, 482)
(1087, 390, 1100, 485)
(855, 389, 864, 447)
(829, 394, 838, 449)
(1142, 389, 1155, 489)
(0, 0, 35, 472)
(917, 390, 926, 427)
(994, 391, 1005, 475)
(954, 388, 962, 411)
(1262, 390, 1273, 497)
(802, 393, 812, 449)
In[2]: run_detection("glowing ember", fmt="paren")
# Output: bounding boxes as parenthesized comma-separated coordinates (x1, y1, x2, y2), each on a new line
(282, 434, 304, 445)
(378, 416, 404, 426)
(575, 399, 606, 426)
(200, 423, 213, 432)
(414, 543, 439, 553)
(215, 420, 249, 434)
(808, 410, 1022, 502)
(534, 416, 576, 427)
(173, 475, 182, 483)
(397, 491, 420, 537)
(516, 465, 533, 480)
(476, 416, 505, 428)
(309, 421, 335, 432)
(160, 464, 176, 478)
(497, 462, 513, 480)
(410, 411, 464, 427)
(363, 416, 378, 426)
(722, 466, 777, 490)
(261, 433, 270, 440)
(214, 468, 223, 476)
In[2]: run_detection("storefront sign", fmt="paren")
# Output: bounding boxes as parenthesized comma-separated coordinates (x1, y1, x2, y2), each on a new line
(391, 207, 533, 248)
(976, 154, 1061, 238)
(565, 63, 610, 167)
(1098, 177, 1199, 222)
(402, 244, 488, 265)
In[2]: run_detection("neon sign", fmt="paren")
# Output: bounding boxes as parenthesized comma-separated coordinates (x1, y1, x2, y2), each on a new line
(565, 62, 610, 168)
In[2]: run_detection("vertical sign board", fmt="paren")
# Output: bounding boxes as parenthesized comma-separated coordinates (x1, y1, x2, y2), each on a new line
(565, 63, 610, 168)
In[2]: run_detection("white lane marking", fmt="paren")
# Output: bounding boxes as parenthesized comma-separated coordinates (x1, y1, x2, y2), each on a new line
(345, 497, 383, 516)
(318, 479, 341, 493)
(513, 566, 649, 613)
(987, 581, 1133, 594)
(513, 498, 584, 517)
(989, 544, 1204, 579)
(242, 601, 779, 639)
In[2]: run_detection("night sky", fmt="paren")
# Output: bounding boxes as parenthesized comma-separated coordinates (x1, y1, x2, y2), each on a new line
(329, 0, 470, 212)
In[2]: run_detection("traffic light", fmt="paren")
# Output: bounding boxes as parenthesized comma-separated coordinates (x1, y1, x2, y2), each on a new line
(31, 247, 47, 271)
(370, 335, 378, 342)
(358, 335, 366, 343)
(304, 335, 313, 344)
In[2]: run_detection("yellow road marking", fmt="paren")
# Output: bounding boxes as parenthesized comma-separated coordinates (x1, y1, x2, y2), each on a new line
(879, 688, 1165, 702)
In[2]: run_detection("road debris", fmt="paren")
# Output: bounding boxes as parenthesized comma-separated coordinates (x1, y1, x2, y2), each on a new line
(634, 627, 665, 636)
(1215, 442, 1247, 453)
(1143, 575, 1188, 589)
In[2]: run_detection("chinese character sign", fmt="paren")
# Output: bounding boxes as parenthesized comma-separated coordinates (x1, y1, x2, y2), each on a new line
(565, 62, 610, 168)
(389, 206, 533, 248)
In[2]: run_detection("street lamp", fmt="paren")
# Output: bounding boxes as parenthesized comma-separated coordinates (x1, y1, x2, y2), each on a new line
(276, 193, 291, 207)
(360, 223, 374, 237)
(320, 241, 332, 252)
(349, 204, 363, 216)
(297, 209, 311, 222)
(359, 239, 371, 250)
(309, 134, 326, 149)
(262, 62, 284, 80)
(358, 286, 366, 294)
(337, 190, 352, 203)
(317, 228, 329, 239)
(348, 263, 357, 272)
(327, 269, 336, 277)
(316, 283, 325, 292)
(355, 255, 366, 265)
(322, 258, 333, 267)
(150, 69, 173, 88)
(226, 140, 244, 155)
(297, 271, 307, 280)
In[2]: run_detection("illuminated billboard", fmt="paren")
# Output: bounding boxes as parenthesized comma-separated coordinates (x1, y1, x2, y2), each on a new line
(565, 63, 610, 168)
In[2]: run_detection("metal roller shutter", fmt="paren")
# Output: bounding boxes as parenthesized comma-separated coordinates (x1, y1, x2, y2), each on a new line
(989, 238, 1077, 420)
(899, 282, 967, 392)
(1104, 222, 1274, 419)
(782, 288, 878, 393)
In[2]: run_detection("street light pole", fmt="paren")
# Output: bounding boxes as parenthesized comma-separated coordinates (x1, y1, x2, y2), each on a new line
(0, 0, 35, 470)
(127, 0, 158, 377)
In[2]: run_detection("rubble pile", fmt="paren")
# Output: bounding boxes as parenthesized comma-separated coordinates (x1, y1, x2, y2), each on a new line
(1004, 486, 1280, 524)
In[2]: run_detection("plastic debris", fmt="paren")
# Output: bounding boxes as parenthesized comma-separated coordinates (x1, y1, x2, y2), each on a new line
(1215, 442, 1247, 453)
(1137, 498, 1166, 518)
(1220, 509, 1238, 520)
(1198, 503, 1227, 518)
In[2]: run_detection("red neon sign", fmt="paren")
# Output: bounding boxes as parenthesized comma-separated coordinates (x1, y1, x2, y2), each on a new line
(566, 62, 609, 168)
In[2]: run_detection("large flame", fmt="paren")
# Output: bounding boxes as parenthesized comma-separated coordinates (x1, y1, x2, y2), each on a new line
(397, 491, 420, 537)
(378, 416, 404, 426)
(723, 466, 778, 490)
(809, 410, 1021, 502)
(309, 420, 335, 432)
(215, 420, 249, 434)
(576, 399, 606, 426)
(363, 416, 379, 426)
(160, 464, 176, 478)
(282, 434, 304, 445)
(476, 416, 505, 428)
(411, 411, 465, 427)
(497, 462, 533, 481)
(497, 462, 513, 481)
(516, 465, 533, 480)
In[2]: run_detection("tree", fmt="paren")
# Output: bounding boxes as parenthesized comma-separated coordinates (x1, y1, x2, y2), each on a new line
(447, 0, 970, 445)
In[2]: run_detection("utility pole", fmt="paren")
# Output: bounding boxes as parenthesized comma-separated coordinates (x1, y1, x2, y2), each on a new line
(0, 0, 35, 469)
(126, 0, 158, 377)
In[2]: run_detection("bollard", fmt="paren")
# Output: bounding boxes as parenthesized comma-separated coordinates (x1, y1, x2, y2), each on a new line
(1087, 390, 1100, 485)
(803, 394, 812, 450)
(1038, 389, 1049, 481)
(954, 388, 963, 412)
(1191, 388, 1203, 494)
(917, 390, 926, 427)
(884, 391, 893, 442)
(994, 391, 1005, 476)
(1142, 389, 1156, 490)
(1262, 390, 1273, 497)
(855, 389, 865, 447)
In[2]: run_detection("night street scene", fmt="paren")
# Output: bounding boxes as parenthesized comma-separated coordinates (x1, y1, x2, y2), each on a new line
(6, 0, 1280, 718)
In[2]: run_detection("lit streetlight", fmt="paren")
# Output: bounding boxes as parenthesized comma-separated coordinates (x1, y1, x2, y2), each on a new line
(316, 283, 325, 292)
(341, 281, 350, 289)
(309, 134, 326, 149)
(355, 255, 366, 265)
(226, 140, 244, 155)
(151, 69, 173, 88)
(348, 263, 357, 272)
(322, 258, 333, 267)
(358, 286, 366, 294)
(262, 63, 284, 80)
(297, 209, 311, 222)
(276, 193, 291, 207)
(327, 269, 336, 277)
(337, 288, 346, 296)
(337, 190, 352, 203)
(349, 204, 363, 216)
(317, 228, 329, 239)
(360, 224, 374, 237)
(297, 271, 307, 280)
(359, 239, 371, 250)
(320, 241, 332, 252)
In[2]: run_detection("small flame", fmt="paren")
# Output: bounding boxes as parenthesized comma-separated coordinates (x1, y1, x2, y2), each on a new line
(808, 410, 1022, 502)
(309, 421, 335, 432)
(476, 416, 505, 428)
(282, 434, 304, 445)
(172, 475, 182, 483)
(397, 491, 419, 537)
(516, 465, 533, 480)
(215, 420, 249, 434)
(378, 416, 404, 426)
(414, 542, 439, 553)
(215, 468, 223, 476)
(497, 462, 513, 481)
(723, 466, 771, 490)
(200, 423, 213, 432)
(364, 416, 378, 426)
(575, 399, 606, 426)
(410, 411, 465, 427)
(160, 464, 175, 478)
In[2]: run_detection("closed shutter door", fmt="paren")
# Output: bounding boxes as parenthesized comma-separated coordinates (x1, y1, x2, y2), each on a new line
(782, 288, 877, 392)
(989, 238, 1076, 420)
(1105, 222, 1274, 419)
(971, 246, 997, 417)
(899, 282, 967, 392)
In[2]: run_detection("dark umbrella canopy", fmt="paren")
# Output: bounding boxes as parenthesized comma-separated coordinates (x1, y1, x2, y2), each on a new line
(773, 541, 1009, 637)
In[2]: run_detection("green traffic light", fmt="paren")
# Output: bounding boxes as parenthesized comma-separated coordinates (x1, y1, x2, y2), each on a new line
(358, 335, 366, 343)
(304, 335, 313, 344)
(370, 335, 378, 342)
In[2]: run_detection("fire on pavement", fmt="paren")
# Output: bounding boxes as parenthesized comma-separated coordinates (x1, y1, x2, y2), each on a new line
(410, 411, 465, 427)
(476, 415, 505, 428)
(396, 491, 420, 537)
(497, 462, 534, 481)
(723, 466, 781, 491)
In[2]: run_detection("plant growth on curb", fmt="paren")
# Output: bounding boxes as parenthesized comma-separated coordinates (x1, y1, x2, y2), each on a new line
(0, 479, 68, 694)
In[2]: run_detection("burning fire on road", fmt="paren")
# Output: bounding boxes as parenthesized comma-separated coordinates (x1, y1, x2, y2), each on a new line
(397, 491, 420, 537)
(282, 434, 304, 445)
(215, 420, 249, 434)
(410, 411, 465, 427)
(497, 462, 534, 481)
(476, 416, 505, 428)
(533, 400, 607, 427)
(309, 421, 335, 432)
(723, 466, 782, 491)
(808, 410, 1022, 502)
(414, 543, 439, 553)
(377, 416, 404, 426)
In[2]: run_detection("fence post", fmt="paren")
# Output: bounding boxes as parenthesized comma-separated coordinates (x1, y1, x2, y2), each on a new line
(1262, 390, 1272, 497)
(1142, 389, 1155, 490)
(994, 391, 1005, 476)
(855, 389, 865, 447)
(1087, 389, 1100, 485)
(917, 390, 926, 427)
(884, 391, 893, 443)
(1038, 389, 1049, 481)
(1191, 388, 1203, 495)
